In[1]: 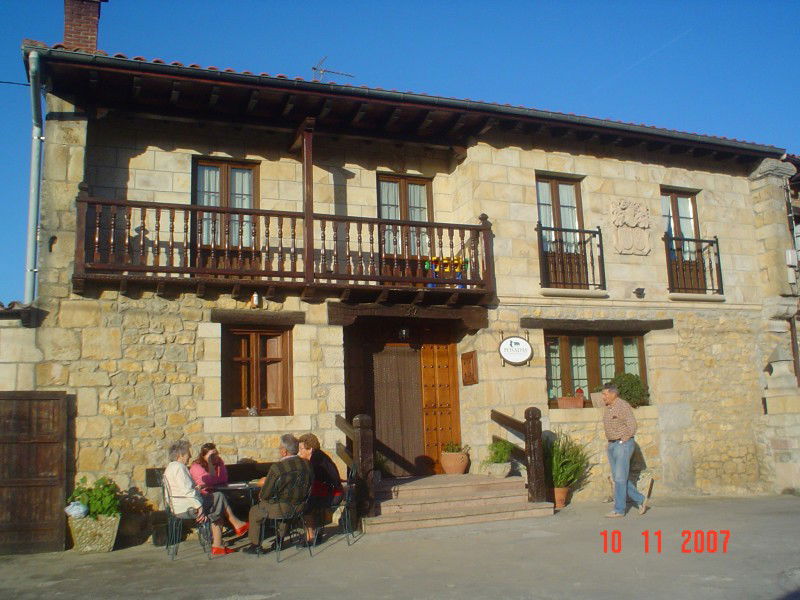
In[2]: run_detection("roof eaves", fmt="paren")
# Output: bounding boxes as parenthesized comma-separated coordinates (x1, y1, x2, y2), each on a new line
(22, 44, 786, 158)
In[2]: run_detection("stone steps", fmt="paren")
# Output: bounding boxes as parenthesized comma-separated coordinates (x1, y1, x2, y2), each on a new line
(363, 475, 554, 533)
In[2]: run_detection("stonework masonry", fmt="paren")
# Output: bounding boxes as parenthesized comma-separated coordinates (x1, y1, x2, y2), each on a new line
(8, 91, 799, 504)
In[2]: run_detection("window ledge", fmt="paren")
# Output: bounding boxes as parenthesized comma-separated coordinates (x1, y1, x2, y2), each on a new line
(540, 288, 609, 299)
(668, 292, 725, 303)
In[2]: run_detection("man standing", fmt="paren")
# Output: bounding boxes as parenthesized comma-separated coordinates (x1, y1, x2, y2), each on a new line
(602, 383, 647, 518)
(243, 433, 313, 554)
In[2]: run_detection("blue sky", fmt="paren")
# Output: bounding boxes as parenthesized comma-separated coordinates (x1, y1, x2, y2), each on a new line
(0, 0, 797, 302)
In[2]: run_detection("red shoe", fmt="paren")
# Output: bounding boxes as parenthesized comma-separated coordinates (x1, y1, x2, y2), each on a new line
(211, 546, 235, 556)
(234, 522, 249, 537)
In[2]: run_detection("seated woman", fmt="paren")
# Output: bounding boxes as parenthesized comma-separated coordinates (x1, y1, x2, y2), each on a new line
(189, 442, 228, 493)
(297, 433, 343, 544)
(163, 439, 249, 556)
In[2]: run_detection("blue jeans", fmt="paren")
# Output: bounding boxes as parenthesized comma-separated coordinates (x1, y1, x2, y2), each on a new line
(607, 439, 645, 514)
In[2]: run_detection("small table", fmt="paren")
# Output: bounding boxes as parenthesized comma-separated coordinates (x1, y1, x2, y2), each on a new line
(214, 483, 260, 507)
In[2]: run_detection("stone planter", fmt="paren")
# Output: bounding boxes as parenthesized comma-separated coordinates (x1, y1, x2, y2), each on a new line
(440, 451, 469, 474)
(479, 462, 512, 478)
(68, 515, 120, 553)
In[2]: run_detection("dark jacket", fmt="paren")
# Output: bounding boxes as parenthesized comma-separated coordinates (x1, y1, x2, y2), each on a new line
(309, 449, 343, 496)
(259, 455, 313, 504)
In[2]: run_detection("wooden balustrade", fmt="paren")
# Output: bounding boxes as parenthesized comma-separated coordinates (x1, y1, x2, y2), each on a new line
(490, 407, 547, 503)
(74, 194, 495, 302)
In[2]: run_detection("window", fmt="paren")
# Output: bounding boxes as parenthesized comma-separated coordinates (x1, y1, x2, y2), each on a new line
(221, 327, 293, 416)
(544, 333, 647, 404)
(378, 174, 432, 254)
(661, 189, 700, 241)
(194, 159, 258, 248)
(661, 188, 714, 293)
(536, 176, 584, 251)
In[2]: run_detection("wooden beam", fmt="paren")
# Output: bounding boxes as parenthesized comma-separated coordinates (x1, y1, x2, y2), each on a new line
(446, 292, 460, 306)
(339, 288, 351, 302)
(413, 110, 434, 135)
(246, 89, 259, 113)
(289, 116, 315, 153)
(519, 317, 673, 332)
(317, 98, 333, 120)
(210, 309, 305, 326)
(208, 85, 220, 108)
(412, 290, 425, 305)
(327, 302, 489, 330)
(668, 144, 689, 155)
(280, 94, 296, 117)
(349, 102, 368, 126)
(89, 70, 98, 91)
(231, 283, 242, 299)
(574, 131, 595, 142)
(264, 285, 276, 301)
(196, 282, 206, 298)
(376, 289, 389, 304)
(646, 141, 668, 152)
(382, 107, 402, 130)
(445, 113, 470, 136)
(548, 126, 569, 138)
(156, 281, 166, 297)
(692, 147, 712, 158)
(132, 76, 142, 99)
(713, 151, 735, 161)
(169, 81, 181, 106)
(476, 117, 499, 136)
(301, 120, 315, 286)
(452, 146, 468, 162)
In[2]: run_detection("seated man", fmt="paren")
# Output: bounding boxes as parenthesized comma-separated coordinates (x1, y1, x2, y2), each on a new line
(243, 433, 313, 554)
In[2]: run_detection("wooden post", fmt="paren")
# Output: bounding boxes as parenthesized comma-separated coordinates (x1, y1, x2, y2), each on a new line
(524, 406, 547, 503)
(353, 413, 375, 517)
(478, 213, 495, 296)
(300, 118, 316, 285)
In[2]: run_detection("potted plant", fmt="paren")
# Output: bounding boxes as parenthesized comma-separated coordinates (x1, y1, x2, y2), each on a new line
(480, 439, 515, 478)
(440, 442, 470, 475)
(543, 431, 591, 509)
(66, 476, 122, 553)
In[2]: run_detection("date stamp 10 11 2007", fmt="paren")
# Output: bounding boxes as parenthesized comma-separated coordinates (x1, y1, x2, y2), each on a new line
(601, 530, 731, 554)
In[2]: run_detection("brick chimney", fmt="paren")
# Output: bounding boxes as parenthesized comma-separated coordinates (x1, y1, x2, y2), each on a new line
(63, 0, 108, 51)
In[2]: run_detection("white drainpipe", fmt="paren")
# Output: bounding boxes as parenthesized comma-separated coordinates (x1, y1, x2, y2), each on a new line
(24, 50, 43, 304)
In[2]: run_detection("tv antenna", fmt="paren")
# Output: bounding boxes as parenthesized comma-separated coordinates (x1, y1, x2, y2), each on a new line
(312, 56, 354, 83)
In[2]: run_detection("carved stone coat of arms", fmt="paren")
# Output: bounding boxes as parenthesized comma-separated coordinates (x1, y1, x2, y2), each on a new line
(610, 198, 651, 255)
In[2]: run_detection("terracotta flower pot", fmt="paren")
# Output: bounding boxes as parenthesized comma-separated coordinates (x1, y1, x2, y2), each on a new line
(557, 396, 584, 409)
(440, 451, 469, 474)
(553, 487, 569, 509)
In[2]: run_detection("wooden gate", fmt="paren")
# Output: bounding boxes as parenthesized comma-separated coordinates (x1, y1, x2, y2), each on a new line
(0, 392, 68, 554)
(420, 332, 461, 473)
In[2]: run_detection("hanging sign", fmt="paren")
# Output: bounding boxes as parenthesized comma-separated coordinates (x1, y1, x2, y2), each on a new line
(498, 336, 533, 365)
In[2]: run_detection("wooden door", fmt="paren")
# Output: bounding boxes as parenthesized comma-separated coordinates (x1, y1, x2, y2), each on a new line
(373, 344, 425, 476)
(0, 392, 67, 554)
(420, 333, 461, 473)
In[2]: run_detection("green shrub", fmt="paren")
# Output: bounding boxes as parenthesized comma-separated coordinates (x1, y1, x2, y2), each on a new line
(543, 431, 591, 488)
(484, 439, 515, 464)
(609, 373, 649, 407)
(68, 476, 121, 519)
(442, 441, 469, 453)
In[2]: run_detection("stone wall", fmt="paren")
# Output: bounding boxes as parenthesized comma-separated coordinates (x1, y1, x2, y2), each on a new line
(0, 320, 40, 390)
(21, 93, 800, 500)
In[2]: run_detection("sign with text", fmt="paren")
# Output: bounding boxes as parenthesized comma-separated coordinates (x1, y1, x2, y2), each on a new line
(498, 336, 532, 365)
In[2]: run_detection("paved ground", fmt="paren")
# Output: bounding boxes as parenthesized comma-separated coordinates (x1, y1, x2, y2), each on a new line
(1, 496, 799, 600)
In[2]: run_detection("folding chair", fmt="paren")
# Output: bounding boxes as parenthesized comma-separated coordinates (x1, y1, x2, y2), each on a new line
(162, 475, 212, 560)
(257, 469, 312, 562)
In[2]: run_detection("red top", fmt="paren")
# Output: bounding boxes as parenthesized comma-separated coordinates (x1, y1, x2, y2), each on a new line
(189, 460, 228, 493)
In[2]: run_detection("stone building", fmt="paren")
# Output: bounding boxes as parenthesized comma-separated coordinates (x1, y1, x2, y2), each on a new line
(4, 0, 799, 508)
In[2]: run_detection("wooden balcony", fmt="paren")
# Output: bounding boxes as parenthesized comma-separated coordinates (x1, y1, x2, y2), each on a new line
(663, 234, 723, 295)
(535, 223, 606, 290)
(73, 194, 496, 305)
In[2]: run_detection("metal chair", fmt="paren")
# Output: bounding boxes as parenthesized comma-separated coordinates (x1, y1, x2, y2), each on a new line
(161, 476, 212, 560)
(257, 469, 312, 562)
(340, 466, 361, 545)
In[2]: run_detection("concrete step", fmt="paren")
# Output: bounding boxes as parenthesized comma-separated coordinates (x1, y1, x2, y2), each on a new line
(376, 475, 526, 501)
(363, 502, 554, 533)
(377, 489, 529, 515)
